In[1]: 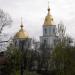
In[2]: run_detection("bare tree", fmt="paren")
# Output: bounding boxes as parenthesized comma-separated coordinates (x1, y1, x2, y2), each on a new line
(57, 21, 66, 41)
(0, 9, 12, 51)
(0, 9, 12, 34)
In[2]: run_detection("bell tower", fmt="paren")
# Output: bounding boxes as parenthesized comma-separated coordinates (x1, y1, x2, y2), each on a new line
(40, 3, 57, 49)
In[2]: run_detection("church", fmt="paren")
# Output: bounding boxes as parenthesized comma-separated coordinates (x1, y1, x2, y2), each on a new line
(40, 4, 57, 49)
(13, 21, 33, 50)
(12, 4, 57, 51)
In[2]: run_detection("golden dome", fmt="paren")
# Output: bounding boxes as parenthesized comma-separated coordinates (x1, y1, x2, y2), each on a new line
(15, 23, 28, 39)
(44, 5, 53, 26)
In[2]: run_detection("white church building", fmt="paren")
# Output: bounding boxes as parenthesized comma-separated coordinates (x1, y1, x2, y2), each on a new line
(40, 5, 57, 49)
(0, 4, 58, 51)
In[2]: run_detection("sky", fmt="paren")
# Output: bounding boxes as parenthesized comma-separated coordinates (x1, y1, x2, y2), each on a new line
(0, 0, 75, 40)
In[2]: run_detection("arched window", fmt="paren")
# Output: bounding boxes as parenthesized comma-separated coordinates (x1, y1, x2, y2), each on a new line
(44, 39, 46, 44)
(53, 28, 55, 33)
(44, 28, 47, 34)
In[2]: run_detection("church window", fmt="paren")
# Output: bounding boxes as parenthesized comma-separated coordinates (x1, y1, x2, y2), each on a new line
(53, 28, 55, 33)
(44, 39, 47, 46)
(44, 39, 46, 44)
(15, 41, 17, 46)
(49, 28, 51, 33)
(45, 28, 47, 34)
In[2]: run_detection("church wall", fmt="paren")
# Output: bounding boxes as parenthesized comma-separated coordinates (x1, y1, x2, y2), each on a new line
(43, 25, 56, 36)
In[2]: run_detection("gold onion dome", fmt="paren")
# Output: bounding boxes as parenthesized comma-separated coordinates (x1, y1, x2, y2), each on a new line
(15, 20, 28, 39)
(44, 4, 53, 26)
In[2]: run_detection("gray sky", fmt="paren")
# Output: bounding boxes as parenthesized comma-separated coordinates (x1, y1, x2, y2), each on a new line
(0, 0, 75, 40)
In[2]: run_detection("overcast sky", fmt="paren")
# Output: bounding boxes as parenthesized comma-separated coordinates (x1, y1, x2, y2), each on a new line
(0, 0, 75, 40)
